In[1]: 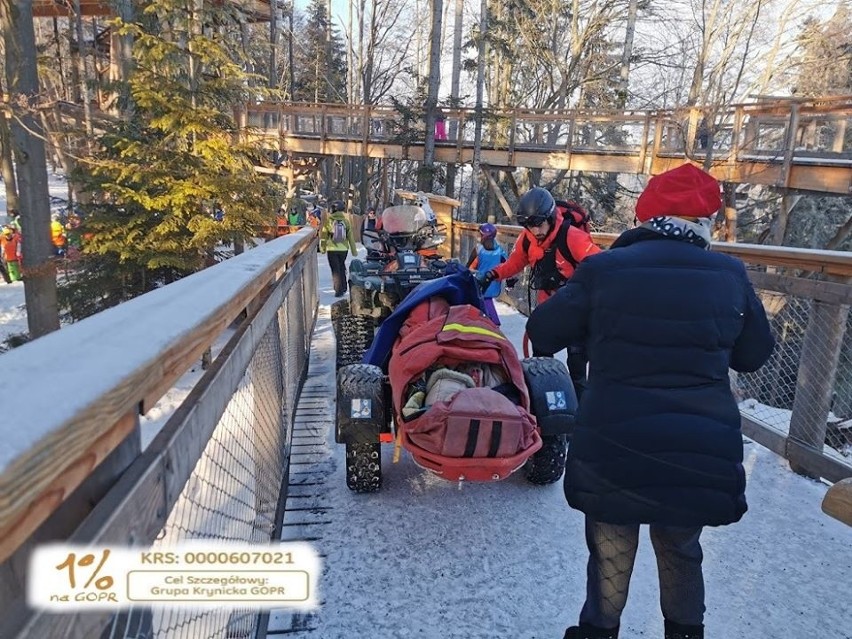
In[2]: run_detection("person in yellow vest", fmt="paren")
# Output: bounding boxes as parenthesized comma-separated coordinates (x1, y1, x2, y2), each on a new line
(319, 200, 357, 297)
(50, 213, 67, 257)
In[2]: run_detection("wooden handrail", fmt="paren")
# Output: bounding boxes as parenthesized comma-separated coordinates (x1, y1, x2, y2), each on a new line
(822, 478, 852, 527)
(454, 222, 852, 277)
(247, 99, 852, 194)
(0, 230, 316, 564)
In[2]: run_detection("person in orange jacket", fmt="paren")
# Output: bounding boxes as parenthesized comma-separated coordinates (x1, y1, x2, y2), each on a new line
(480, 187, 601, 304)
(479, 187, 601, 392)
(1, 225, 22, 282)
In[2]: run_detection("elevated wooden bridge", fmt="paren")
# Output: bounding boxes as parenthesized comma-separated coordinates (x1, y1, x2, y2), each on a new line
(242, 96, 852, 195)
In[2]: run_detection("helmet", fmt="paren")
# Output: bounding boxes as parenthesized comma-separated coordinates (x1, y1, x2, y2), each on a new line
(330, 200, 345, 213)
(516, 187, 555, 227)
(479, 223, 497, 239)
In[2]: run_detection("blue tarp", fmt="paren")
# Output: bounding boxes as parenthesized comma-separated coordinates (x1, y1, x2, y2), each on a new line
(362, 268, 485, 370)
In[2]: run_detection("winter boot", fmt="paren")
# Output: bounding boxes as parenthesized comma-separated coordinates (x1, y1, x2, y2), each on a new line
(563, 622, 619, 639)
(664, 620, 704, 639)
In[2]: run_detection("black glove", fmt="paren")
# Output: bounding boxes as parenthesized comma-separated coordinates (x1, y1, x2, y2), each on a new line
(505, 277, 518, 290)
(478, 269, 498, 291)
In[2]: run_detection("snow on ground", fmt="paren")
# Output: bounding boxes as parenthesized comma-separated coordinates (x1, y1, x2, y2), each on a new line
(0, 172, 70, 343)
(0, 170, 71, 219)
(0, 281, 27, 344)
(268, 255, 852, 639)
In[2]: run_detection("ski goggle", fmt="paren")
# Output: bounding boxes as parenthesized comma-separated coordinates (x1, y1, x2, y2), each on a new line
(522, 215, 549, 228)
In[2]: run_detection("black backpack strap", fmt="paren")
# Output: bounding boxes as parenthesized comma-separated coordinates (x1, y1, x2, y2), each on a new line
(555, 220, 578, 268)
(522, 223, 578, 272)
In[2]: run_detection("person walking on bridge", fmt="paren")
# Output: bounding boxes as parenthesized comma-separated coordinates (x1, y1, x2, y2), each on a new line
(320, 200, 357, 297)
(526, 164, 775, 639)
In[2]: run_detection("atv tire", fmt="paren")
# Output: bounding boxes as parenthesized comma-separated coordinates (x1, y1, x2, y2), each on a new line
(336, 314, 375, 369)
(345, 443, 382, 493)
(523, 434, 568, 485)
(330, 299, 350, 337)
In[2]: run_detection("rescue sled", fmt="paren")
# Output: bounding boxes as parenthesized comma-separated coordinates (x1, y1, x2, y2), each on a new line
(335, 270, 578, 492)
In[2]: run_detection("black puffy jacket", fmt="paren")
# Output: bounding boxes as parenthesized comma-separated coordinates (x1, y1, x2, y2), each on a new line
(526, 228, 774, 527)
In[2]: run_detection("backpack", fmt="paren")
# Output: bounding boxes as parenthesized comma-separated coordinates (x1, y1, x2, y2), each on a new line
(555, 199, 592, 233)
(331, 218, 347, 243)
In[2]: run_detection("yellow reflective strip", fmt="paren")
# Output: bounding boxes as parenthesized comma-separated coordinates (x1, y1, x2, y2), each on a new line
(442, 323, 506, 340)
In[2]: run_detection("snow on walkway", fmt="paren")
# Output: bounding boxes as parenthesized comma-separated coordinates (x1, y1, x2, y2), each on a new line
(268, 255, 852, 639)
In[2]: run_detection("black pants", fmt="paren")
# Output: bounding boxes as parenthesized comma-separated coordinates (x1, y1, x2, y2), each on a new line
(579, 518, 705, 629)
(327, 250, 348, 296)
(0, 260, 10, 284)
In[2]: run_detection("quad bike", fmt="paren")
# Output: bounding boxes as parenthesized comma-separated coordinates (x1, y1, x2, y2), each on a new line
(334, 259, 578, 493)
(331, 204, 452, 370)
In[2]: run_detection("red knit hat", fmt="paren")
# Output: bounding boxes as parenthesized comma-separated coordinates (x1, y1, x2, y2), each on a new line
(635, 164, 721, 222)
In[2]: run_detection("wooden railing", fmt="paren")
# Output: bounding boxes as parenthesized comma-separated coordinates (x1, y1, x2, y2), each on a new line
(242, 96, 852, 194)
(0, 229, 318, 638)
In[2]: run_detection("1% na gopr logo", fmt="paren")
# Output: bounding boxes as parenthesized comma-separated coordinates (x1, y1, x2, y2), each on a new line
(56, 548, 118, 602)
(32, 547, 119, 608)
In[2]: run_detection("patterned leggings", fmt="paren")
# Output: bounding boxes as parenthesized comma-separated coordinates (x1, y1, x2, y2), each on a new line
(579, 518, 705, 629)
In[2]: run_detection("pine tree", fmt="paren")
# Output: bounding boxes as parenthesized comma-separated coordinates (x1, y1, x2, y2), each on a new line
(293, 0, 347, 103)
(61, 0, 282, 319)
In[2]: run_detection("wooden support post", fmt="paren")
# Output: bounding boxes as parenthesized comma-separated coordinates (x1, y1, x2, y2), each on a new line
(787, 284, 850, 478)
(637, 113, 650, 173)
(508, 110, 516, 166)
(831, 117, 846, 153)
(685, 106, 700, 152)
(780, 103, 800, 188)
(483, 166, 513, 222)
(651, 114, 664, 172)
(822, 478, 852, 527)
(722, 181, 738, 242)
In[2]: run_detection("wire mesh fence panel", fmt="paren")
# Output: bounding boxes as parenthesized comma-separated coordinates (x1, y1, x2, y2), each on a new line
(736, 286, 852, 460)
(153, 324, 284, 639)
(734, 290, 808, 428)
(100, 254, 317, 639)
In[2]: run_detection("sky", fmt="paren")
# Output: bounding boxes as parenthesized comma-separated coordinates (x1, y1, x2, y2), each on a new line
(1, 179, 850, 638)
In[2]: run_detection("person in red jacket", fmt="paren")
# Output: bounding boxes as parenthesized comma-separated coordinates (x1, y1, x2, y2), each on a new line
(480, 187, 601, 390)
(481, 187, 600, 304)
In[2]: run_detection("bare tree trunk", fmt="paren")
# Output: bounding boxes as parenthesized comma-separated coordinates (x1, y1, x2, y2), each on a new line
(617, 0, 638, 107)
(52, 17, 68, 101)
(67, 16, 81, 104)
(470, 0, 487, 221)
(418, 0, 443, 192)
(0, 78, 19, 210)
(73, 0, 94, 140)
(287, 2, 295, 97)
(444, 0, 463, 199)
(269, 0, 278, 88)
(769, 193, 800, 246)
(347, 0, 354, 102)
(1, 0, 60, 337)
(687, 0, 722, 105)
